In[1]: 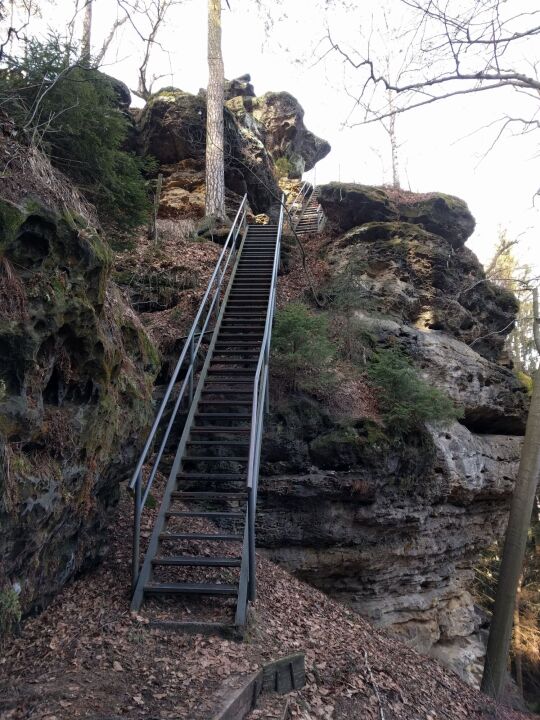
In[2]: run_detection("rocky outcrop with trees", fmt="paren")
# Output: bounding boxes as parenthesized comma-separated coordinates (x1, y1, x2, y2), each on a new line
(0, 63, 528, 691)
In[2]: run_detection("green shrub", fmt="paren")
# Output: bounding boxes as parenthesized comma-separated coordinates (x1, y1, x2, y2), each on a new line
(0, 587, 21, 641)
(327, 258, 370, 314)
(367, 347, 462, 434)
(272, 303, 335, 392)
(1, 36, 150, 227)
(274, 156, 294, 178)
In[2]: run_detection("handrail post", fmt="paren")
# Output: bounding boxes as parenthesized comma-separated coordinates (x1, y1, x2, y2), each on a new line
(264, 344, 270, 414)
(188, 335, 195, 403)
(132, 469, 142, 591)
(248, 485, 256, 601)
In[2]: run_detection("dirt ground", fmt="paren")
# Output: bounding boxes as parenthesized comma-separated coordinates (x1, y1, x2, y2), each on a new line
(0, 485, 530, 720)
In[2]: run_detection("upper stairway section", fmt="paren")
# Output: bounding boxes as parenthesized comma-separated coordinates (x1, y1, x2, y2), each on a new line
(288, 182, 326, 235)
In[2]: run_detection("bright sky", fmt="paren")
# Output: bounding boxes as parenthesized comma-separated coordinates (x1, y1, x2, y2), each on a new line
(25, 0, 540, 270)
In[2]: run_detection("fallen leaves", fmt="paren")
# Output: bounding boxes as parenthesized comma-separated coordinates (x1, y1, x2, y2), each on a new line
(0, 482, 529, 720)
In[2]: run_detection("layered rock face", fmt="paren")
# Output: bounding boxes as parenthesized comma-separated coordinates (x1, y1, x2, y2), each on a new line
(0, 140, 159, 615)
(135, 80, 330, 218)
(256, 183, 527, 685)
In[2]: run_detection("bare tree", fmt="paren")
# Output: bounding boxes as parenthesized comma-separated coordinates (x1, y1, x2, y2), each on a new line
(80, 0, 92, 64)
(481, 289, 540, 699)
(324, 0, 540, 182)
(93, 13, 128, 67)
(0, 0, 39, 60)
(116, 0, 180, 100)
(205, 0, 226, 219)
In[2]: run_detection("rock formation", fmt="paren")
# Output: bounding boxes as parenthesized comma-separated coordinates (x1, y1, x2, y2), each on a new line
(0, 136, 159, 614)
(255, 182, 527, 685)
(135, 80, 331, 219)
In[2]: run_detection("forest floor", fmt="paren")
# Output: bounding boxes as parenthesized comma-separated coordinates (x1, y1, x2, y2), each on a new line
(0, 487, 530, 720)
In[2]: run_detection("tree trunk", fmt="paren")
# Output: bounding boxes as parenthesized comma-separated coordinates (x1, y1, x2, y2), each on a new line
(481, 367, 540, 698)
(513, 580, 524, 698)
(80, 0, 93, 64)
(387, 89, 400, 189)
(205, 0, 226, 220)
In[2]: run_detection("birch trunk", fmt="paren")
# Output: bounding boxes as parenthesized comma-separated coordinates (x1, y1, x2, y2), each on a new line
(205, 0, 226, 219)
(81, 0, 93, 64)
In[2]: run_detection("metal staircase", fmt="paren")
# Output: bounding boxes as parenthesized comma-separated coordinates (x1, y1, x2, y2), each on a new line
(129, 194, 284, 631)
(289, 183, 326, 235)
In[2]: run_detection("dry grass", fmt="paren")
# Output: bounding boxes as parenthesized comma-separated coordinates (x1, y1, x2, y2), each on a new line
(0, 136, 97, 227)
(0, 256, 28, 320)
(156, 217, 197, 245)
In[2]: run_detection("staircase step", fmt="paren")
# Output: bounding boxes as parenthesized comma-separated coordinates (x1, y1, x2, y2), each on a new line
(186, 441, 250, 446)
(198, 400, 252, 406)
(203, 380, 255, 385)
(209, 358, 259, 363)
(172, 490, 248, 499)
(207, 369, 258, 375)
(184, 455, 248, 461)
(179, 472, 246, 480)
(199, 390, 253, 396)
(159, 532, 243, 541)
(165, 510, 244, 519)
(194, 412, 252, 418)
(152, 556, 241, 567)
(144, 582, 238, 596)
(191, 427, 250, 433)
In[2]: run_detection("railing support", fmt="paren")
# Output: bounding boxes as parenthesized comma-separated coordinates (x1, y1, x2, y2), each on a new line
(248, 486, 257, 602)
(132, 469, 142, 591)
(264, 347, 270, 415)
(188, 335, 195, 403)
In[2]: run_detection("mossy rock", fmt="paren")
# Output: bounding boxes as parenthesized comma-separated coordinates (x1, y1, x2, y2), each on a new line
(397, 193, 475, 248)
(318, 182, 398, 232)
(0, 196, 159, 618)
(310, 427, 363, 469)
(319, 183, 475, 249)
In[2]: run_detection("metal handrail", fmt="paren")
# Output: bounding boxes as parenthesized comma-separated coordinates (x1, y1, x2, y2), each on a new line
(241, 194, 285, 606)
(288, 181, 311, 225)
(130, 194, 249, 588)
(289, 182, 314, 230)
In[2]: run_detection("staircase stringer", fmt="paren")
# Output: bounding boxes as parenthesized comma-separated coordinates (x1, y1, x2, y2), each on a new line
(130, 228, 249, 612)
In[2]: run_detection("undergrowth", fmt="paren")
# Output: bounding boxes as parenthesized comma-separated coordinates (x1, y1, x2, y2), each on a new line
(271, 302, 335, 393)
(366, 346, 463, 435)
(0, 35, 151, 227)
(0, 586, 21, 642)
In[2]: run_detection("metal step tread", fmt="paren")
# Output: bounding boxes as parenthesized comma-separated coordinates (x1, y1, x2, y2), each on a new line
(152, 556, 241, 567)
(184, 455, 248, 461)
(165, 510, 244, 518)
(172, 490, 248, 499)
(179, 472, 246, 480)
(159, 532, 243, 541)
(144, 582, 238, 595)
(191, 427, 250, 432)
(186, 440, 250, 446)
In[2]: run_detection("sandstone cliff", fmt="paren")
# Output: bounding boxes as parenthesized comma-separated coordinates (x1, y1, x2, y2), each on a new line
(255, 183, 527, 685)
